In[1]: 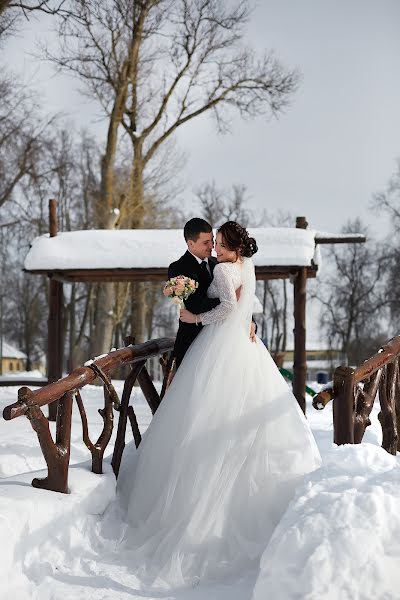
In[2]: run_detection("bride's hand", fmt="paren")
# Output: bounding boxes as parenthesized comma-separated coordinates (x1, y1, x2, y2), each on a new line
(180, 308, 197, 324)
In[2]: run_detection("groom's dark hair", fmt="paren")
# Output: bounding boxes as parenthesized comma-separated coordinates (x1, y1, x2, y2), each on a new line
(184, 218, 212, 242)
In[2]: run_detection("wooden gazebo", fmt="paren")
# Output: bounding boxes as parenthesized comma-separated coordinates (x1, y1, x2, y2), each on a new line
(24, 200, 366, 413)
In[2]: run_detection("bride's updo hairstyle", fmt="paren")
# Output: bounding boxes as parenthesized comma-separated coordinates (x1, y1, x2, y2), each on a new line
(217, 221, 258, 258)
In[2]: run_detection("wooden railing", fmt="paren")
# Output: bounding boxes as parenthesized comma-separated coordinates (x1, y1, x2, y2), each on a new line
(313, 335, 400, 454)
(2, 337, 175, 493)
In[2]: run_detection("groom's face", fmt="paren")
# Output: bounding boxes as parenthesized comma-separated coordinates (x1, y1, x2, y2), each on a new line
(187, 232, 214, 260)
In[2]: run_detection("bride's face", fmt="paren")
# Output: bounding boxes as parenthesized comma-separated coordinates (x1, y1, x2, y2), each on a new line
(215, 232, 238, 263)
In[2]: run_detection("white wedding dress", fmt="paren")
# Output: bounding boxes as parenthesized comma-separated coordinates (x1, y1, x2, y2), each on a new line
(124, 257, 321, 589)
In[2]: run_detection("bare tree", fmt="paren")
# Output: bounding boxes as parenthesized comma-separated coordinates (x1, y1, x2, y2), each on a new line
(256, 210, 293, 350)
(0, 123, 102, 373)
(260, 279, 288, 354)
(40, 0, 298, 351)
(373, 158, 400, 330)
(0, 0, 78, 41)
(0, 74, 59, 209)
(316, 219, 387, 365)
(196, 181, 252, 227)
(0, 0, 71, 14)
(47, 0, 297, 222)
(374, 158, 400, 221)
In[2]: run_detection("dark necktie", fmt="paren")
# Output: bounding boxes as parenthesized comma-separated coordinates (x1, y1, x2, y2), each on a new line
(200, 260, 211, 282)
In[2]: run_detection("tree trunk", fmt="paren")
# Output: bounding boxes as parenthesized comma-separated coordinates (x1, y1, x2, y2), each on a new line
(131, 282, 147, 344)
(92, 282, 116, 355)
(129, 144, 145, 227)
(92, 73, 130, 355)
(126, 146, 148, 343)
(100, 72, 129, 219)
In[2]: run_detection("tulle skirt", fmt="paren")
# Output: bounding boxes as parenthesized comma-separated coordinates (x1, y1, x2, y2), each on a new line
(123, 315, 321, 589)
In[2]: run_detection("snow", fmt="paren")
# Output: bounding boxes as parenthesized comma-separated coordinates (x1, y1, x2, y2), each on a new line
(0, 340, 27, 359)
(0, 382, 153, 478)
(0, 379, 397, 600)
(0, 370, 44, 385)
(283, 359, 336, 371)
(0, 464, 116, 598)
(24, 227, 320, 271)
(315, 231, 366, 242)
(253, 294, 263, 313)
(285, 338, 342, 352)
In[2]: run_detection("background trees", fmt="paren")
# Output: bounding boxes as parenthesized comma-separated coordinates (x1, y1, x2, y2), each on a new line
(0, 0, 299, 371)
(2, 0, 397, 376)
(38, 0, 299, 351)
(316, 219, 388, 365)
(373, 160, 400, 332)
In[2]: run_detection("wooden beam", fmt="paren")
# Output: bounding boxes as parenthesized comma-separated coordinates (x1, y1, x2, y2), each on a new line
(315, 235, 366, 244)
(0, 378, 47, 387)
(255, 266, 317, 281)
(24, 264, 318, 283)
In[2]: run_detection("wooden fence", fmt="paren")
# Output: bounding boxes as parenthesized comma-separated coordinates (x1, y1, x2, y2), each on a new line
(313, 335, 400, 454)
(2, 337, 175, 493)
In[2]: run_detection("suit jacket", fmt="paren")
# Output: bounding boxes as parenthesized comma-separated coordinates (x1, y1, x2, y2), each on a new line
(168, 251, 220, 368)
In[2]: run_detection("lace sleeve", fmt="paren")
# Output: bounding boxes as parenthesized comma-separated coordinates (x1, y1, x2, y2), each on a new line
(200, 263, 236, 325)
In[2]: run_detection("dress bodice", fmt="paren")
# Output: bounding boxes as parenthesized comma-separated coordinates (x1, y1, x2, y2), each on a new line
(200, 261, 244, 326)
(207, 261, 242, 299)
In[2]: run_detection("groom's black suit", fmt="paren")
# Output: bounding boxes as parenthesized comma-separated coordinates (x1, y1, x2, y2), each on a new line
(168, 251, 220, 368)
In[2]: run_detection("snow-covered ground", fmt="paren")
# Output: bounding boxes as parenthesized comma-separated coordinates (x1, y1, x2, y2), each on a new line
(0, 379, 396, 600)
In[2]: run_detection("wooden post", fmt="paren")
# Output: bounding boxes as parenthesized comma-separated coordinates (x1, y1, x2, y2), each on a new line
(353, 369, 382, 443)
(137, 366, 161, 414)
(378, 362, 399, 455)
(293, 216, 308, 414)
(111, 360, 146, 478)
(30, 391, 73, 493)
(47, 199, 63, 421)
(333, 366, 355, 445)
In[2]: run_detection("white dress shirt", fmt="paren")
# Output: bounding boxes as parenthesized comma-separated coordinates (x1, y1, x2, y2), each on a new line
(188, 251, 212, 277)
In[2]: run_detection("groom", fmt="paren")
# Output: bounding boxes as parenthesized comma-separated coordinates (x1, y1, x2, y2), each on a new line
(168, 218, 256, 368)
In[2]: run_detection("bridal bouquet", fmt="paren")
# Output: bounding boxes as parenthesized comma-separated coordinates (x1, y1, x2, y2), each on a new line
(163, 275, 198, 310)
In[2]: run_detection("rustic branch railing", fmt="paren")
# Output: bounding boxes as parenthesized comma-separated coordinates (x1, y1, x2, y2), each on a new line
(2, 337, 175, 493)
(312, 335, 400, 454)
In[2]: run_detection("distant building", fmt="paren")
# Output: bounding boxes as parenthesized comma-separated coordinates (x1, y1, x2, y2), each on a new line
(283, 341, 345, 383)
(0, 341, 27, 374)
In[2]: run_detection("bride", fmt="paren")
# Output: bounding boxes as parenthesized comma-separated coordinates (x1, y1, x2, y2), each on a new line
(124, 221, 321, 589)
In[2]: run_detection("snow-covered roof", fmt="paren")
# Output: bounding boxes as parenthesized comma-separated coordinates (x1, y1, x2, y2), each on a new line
(1, 341, 27, 359)
(24, 227, 320, 271)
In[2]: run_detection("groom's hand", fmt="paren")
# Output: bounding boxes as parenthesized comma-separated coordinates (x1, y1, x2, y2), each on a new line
(180, 308, 197, 324)
(250, 321, 257, 343)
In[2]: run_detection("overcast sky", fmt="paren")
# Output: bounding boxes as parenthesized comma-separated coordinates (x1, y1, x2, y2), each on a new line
(4, 0, 400, 236)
